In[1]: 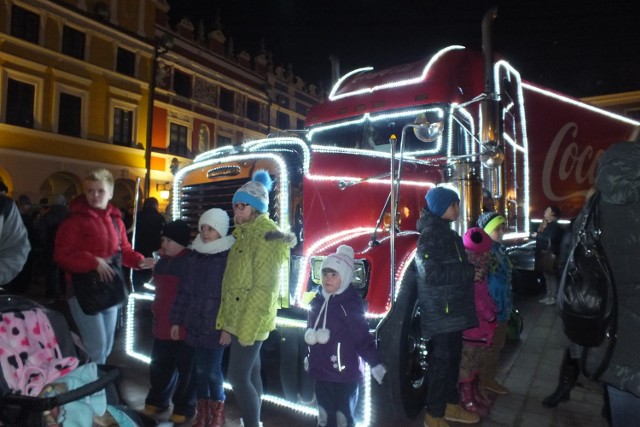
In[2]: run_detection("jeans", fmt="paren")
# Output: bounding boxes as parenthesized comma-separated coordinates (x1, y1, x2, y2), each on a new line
(67, 296, 118, 364)
(195, 347, 226, 401)
(146, 339, 196, 416)
(608, 385, 640, 427)
(315, 381, 358, 427)
(425, 331, 463, 417)
(227, 336, 263, 427)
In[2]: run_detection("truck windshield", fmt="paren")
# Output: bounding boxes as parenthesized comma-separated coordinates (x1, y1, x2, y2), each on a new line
(307, 109, 447, 156)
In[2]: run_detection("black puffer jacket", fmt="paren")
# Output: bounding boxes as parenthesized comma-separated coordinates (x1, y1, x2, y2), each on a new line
(415, 205, 477, 338)
(594, 141, 640, 397)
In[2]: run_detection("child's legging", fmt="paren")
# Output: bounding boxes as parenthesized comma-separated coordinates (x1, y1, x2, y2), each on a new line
(227, 335, 263, 427)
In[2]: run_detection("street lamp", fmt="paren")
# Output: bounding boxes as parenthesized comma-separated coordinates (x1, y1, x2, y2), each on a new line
(144, 34, 173, 198)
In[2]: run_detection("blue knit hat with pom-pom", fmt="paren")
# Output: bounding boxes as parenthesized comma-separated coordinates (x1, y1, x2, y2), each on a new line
(232, 170, 273, 213)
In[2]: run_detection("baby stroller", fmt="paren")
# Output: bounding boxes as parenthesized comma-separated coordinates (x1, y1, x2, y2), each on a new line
(0, 295, 155, 426)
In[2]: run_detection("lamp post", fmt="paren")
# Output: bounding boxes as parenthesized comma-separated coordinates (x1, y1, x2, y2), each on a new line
(144, 34, 173, 198)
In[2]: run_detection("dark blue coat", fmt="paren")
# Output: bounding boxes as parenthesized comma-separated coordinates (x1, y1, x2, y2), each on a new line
(415, 205, 477, 338)
(170, 250, 228, 349)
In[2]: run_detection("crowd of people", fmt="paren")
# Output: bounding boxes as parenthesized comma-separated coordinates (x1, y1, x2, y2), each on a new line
(1, 139, 639, 427)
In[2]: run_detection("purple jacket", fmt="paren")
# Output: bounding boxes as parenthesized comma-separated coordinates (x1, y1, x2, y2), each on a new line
(170, 250, 228, 349)
(307, 285, 381, 384)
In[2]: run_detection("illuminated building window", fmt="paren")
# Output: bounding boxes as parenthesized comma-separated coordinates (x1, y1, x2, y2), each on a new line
(116, 47, 136, 77)
(62, 26, 85, 60)
(10, 5, 39, 44)
(58, 93, 81, 137)
(168, 122, 189, 157)
(277, 111, 289, 130)
(246, 99, 260, 122)
(173, 70, 191, 98)
(6, 78, 35, 128)
(219, 87, 234, 113)
(113, 107, 133, 147)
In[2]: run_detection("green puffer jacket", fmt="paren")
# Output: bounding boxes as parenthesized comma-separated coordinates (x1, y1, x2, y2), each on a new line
(216, 214, 296, 346)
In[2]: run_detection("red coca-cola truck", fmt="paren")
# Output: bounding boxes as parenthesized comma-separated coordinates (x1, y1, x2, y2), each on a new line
(127, 8, 639, 424)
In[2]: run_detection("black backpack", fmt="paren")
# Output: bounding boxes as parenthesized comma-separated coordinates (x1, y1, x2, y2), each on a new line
(557, 191, 617, 379)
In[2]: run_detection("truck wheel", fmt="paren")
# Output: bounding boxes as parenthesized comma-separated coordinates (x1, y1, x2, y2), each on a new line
(375, 265, 427, 420)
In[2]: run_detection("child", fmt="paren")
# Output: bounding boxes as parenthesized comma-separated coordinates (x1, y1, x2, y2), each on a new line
(170, 208, 235, 427)
(143, 220, 196, 424)
(216, 170, 296, 427)
(477, 212, 512, 396)
(460, 227, 498, 417)
(305, 244, 386, 427)
(416, 186, 479, 427)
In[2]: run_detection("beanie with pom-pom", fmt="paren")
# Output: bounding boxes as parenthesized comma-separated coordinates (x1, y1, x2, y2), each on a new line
(321, 245, 355, 294)
(232, 170, 273, 213)
(463, 227, 493, 253)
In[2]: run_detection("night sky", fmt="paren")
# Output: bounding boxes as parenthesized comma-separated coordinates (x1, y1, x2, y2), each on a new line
(167, 0, 639, 98)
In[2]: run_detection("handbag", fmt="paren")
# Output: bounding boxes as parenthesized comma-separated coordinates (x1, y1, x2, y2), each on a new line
(72, 254, 125, 315)
(557, 192, 617, 379)
(72, 218, 126, 315)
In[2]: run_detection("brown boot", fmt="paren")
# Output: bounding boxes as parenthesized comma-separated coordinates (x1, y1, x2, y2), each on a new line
(210, 401, 225, 427)
(192, 399, 210, 427)
(459, 378, 489, 418)
(424, 413, 451, 427)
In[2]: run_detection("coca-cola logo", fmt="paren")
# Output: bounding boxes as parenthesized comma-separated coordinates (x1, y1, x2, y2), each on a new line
(542, 122, 603, 201)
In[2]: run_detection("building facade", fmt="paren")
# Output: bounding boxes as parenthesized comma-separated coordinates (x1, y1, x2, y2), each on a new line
(0, 0, 321, 211)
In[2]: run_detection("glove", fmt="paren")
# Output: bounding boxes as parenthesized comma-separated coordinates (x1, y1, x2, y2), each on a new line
(371, 364, 387, 385)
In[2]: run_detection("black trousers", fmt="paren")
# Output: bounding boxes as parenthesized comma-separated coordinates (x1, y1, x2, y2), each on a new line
(145, 339, 197, 416)
(425, 331, 463, 417)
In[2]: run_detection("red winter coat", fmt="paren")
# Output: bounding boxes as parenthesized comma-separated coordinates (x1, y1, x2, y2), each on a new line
(54, 195, 144, 298)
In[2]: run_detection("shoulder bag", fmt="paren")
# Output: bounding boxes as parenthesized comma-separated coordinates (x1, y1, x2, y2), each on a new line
(557, 192, 617, 380)
(72, 217, 126, 315)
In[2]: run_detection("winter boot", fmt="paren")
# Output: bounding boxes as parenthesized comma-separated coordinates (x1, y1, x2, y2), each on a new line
(210, 400, 225, 427)
(459, 379, 489, 418)
(472, 372, 492, 408)
(444, 403, 480, 424)
(542, 349, 579, 408)
(192, 399, 210, 427)
(424, 413, 451, 427)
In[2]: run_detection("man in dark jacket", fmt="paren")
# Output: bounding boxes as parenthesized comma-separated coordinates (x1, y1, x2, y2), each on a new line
(591, 141, 640, 426)
(133, 197, 165, 290)
(415, 186, 479, 427)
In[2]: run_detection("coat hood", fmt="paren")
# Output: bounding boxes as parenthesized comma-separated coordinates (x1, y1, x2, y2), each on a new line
(595, 141, 640, 205)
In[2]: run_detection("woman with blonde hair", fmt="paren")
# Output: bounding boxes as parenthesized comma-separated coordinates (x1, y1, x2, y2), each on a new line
(55, 168, 154, 363)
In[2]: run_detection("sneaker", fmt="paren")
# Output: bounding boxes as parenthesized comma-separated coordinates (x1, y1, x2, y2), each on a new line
(169, 413, 189, 424)
(538, 296, 551, 304)
(141, 404, 162, 416)
(544, 297, 556, 306)
(424, 413, 451, 427)
(484, 378, 510, 395)
(444, 404, 480, 424)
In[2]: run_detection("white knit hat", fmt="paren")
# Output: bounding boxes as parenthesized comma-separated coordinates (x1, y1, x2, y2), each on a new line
(321, 245, 355, 294)
(198, 208, 230, 237)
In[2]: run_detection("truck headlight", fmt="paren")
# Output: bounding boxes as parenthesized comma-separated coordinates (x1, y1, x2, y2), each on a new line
(310, 257, 369, 290)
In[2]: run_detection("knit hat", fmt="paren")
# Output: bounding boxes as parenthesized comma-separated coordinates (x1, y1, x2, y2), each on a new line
(478, 211, 505, 235)
(321, 245, 355, 294)
(463, 227, 493, 253)
(162, 220, 191, 247)
(426, 186, 460, 217)
(198, 208, 230, 237)
(305, 244, 356, 346)
(232, 170, 273, 213)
